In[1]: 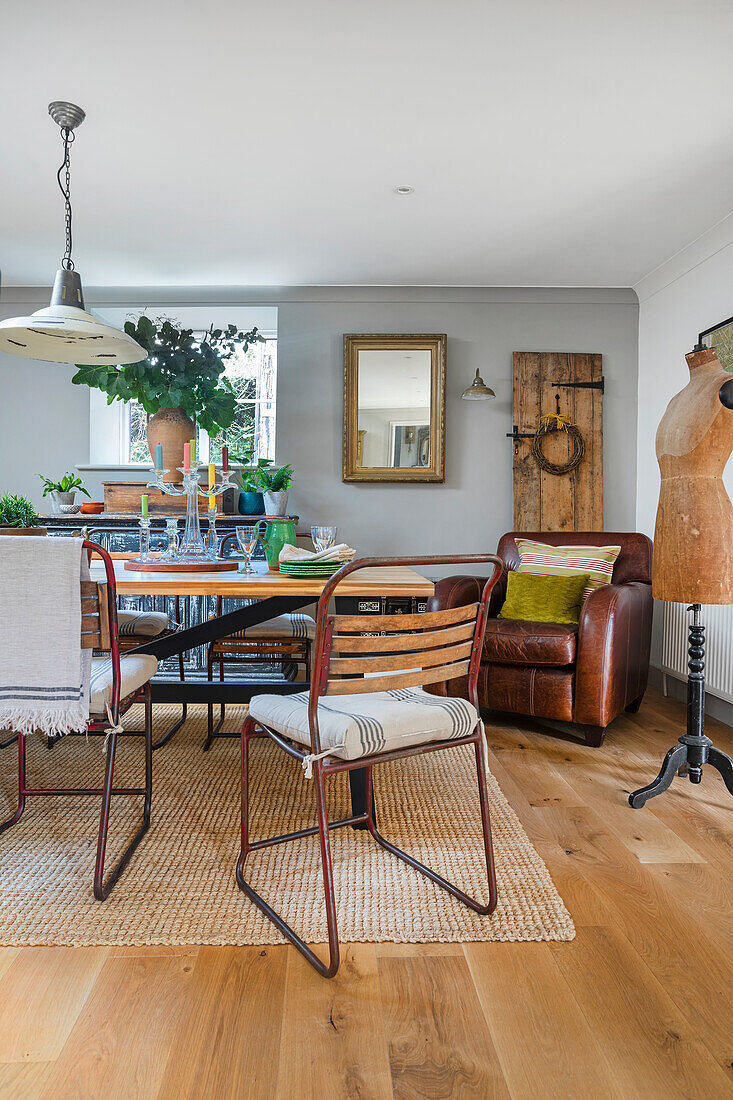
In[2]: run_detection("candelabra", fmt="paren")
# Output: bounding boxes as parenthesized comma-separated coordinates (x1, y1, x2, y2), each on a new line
(146, 465, 237, 563)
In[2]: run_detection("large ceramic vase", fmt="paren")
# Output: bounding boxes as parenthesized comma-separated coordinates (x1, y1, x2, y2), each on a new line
(147, 406, 195, 483)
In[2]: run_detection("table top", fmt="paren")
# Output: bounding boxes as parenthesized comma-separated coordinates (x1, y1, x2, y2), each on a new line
(90, 560, 434, 598)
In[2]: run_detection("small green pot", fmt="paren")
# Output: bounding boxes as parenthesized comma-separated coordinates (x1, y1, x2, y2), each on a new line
(238, 490, 264, 516)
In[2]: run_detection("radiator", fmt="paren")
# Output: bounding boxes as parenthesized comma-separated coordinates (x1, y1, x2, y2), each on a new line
(661, 602, 733, 704)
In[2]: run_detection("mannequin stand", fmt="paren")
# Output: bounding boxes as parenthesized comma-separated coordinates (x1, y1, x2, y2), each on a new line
(629, 605, 733, 807)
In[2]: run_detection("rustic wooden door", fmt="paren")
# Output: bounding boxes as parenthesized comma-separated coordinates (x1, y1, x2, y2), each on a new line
(512, 352, 603, 531)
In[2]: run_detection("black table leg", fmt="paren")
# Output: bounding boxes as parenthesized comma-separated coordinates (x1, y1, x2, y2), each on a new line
(348, 768, 375, 829)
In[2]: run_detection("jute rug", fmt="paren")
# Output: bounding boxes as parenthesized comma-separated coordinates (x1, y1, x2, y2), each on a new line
(0, 704, 574, 946)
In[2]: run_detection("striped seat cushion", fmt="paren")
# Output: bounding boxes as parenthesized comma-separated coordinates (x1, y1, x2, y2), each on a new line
(90, 655, 158, 716)
(249, 688, 478, 762)
(225, 613, 316, 642)
(117, 610, 170, 638)
(514, 538, 621, 602)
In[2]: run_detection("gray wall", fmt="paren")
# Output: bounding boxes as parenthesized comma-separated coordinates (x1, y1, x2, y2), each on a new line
(0, 300, 90, 509)
(277, 288, 639, 558)
(0, 286, 639, 561)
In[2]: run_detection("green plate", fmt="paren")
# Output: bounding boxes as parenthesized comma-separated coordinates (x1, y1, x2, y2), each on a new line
(279, 561, 342, 576)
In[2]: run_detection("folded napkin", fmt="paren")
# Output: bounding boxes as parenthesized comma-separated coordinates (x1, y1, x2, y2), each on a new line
(0, 536, 91, 736)
(279, 542, 356, 564)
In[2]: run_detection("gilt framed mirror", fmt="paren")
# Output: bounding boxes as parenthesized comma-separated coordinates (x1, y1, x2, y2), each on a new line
(342, 334, 446, 482)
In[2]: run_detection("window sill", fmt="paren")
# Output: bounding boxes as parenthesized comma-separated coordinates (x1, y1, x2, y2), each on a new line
(77, 463, 250, 472)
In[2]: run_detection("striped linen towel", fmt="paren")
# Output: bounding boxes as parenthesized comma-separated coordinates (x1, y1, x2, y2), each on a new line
(0, 536, 91, 736)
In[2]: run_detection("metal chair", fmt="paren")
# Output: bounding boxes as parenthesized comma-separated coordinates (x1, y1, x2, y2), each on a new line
(236, 553, 503, 977)
(0, 541, 156, 900)
(204, 531, 315, 751)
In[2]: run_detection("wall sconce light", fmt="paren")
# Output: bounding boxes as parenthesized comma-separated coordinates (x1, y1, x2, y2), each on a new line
(461, 369, 495, 401)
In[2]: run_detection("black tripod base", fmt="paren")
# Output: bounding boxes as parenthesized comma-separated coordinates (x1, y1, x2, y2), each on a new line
(629, 735, 733, 808)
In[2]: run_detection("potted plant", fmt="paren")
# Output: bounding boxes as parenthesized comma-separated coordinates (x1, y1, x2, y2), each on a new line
(0, 493, 45, 535)
(72, 316, 263, 482)
(39, 472, 90, 514)
(234, 457, 272, 516)
(258, 464, 294, 517)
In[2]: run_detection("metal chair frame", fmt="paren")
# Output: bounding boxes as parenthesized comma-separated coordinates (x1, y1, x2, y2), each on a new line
(204, 532, 312, 751)
(0, 541, 153, 900)
(236, 553, 503, 977)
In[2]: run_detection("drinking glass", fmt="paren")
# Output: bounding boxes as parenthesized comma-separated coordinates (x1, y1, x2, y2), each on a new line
(311, 525, 337, 553)
(237, 524, 260, 574)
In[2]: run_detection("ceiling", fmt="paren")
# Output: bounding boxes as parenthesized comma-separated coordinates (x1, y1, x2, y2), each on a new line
(3, 0, 733, 288)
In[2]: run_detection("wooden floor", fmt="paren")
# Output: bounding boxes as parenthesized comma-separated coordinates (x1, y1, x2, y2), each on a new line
(0, 687, 731, 1099)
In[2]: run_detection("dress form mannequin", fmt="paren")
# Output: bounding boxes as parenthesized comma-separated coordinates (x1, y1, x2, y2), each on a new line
(653, 347, 733, 603)
(631, 346, 733, 806)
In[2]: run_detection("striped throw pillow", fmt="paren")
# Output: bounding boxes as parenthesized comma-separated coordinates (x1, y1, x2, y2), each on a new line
(514, 538, 621, 603)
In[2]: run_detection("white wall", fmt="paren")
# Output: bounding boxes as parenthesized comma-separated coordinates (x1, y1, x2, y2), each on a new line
(635, 215, 733, 723)
(0, 286, 639, 564)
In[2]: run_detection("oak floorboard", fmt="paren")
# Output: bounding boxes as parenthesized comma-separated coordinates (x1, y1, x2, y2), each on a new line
(548, 925, 732, 1098)
(0, 949, 19, 983)
(0, 948, 107, 1063)
(155, 945, 286, 1100)
(275, 944, 392, 1100)
(538, 805, 733, 1077)
(465, 941, 623, 1099)
(0, 1062, 54, 1100)
(644, 861, 733, 955)
(378, 955, 509, 1100)
(38, 955, 193, 1100)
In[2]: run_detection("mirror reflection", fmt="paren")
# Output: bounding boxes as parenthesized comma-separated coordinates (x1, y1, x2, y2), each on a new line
(356, 350, 432, 469)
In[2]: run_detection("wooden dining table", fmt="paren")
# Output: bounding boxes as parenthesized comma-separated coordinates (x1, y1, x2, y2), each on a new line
(90, 558, 434, 819)
(90, 558, 434, 707)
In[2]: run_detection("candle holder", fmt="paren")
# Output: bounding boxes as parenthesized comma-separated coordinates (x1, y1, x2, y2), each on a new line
(205, 508, 220, 559)
(146, 465, 237, 564)
(158, 517, 181, 562)
(138, 517, 152, 562)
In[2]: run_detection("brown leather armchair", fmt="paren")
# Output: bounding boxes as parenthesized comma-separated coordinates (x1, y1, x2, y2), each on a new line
(428, 532, 653, 746)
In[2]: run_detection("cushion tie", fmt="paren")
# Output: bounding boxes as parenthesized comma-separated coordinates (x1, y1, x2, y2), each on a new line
(302, 744, 345, 779)
(103, 704, 125, 755)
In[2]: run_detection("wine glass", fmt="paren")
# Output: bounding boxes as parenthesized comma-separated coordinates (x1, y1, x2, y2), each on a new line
(311, 525, 337, 553)
(236, 524, 260, 574)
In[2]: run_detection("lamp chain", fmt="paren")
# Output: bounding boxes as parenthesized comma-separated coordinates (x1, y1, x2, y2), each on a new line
(56, 127, 75, 270)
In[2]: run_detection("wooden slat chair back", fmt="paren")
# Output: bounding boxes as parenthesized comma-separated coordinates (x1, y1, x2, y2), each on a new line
(80, 580, 113, 651)
(309, 554, 503, 729)
(238, 553, 504, 978)
(324, 603, 480, 696)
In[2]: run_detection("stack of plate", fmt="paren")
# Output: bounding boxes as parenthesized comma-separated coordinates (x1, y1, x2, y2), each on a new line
(279, 560, 343, 577)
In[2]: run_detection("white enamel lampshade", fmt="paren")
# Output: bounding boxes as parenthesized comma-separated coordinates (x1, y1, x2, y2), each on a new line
(461, 368, 496, 400)
(0, 270, 146, 365)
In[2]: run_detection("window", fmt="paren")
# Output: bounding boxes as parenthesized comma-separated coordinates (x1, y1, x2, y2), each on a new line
(122, 337, 277, 465)
(87, 306, 277, 466)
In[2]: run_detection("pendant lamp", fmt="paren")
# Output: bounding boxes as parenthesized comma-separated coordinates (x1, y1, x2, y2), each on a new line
(0, 102, 146, 365)
(461, 368, 495, 400)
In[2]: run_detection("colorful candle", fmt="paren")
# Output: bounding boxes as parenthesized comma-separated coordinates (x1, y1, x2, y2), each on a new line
(208, 463, 215, 491)
(222, 445, 229, 473)
(183, 442, 191, 469)
(141, 494, 148, 518)
(190, 437, 197, 464)
(155, 443, 163, 470)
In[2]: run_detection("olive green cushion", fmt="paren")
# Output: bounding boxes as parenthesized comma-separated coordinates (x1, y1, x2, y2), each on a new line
(498, 571, 591, 626)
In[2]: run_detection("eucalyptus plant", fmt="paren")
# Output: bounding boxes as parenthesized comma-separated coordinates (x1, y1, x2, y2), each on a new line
(72, 316, 264, 437)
